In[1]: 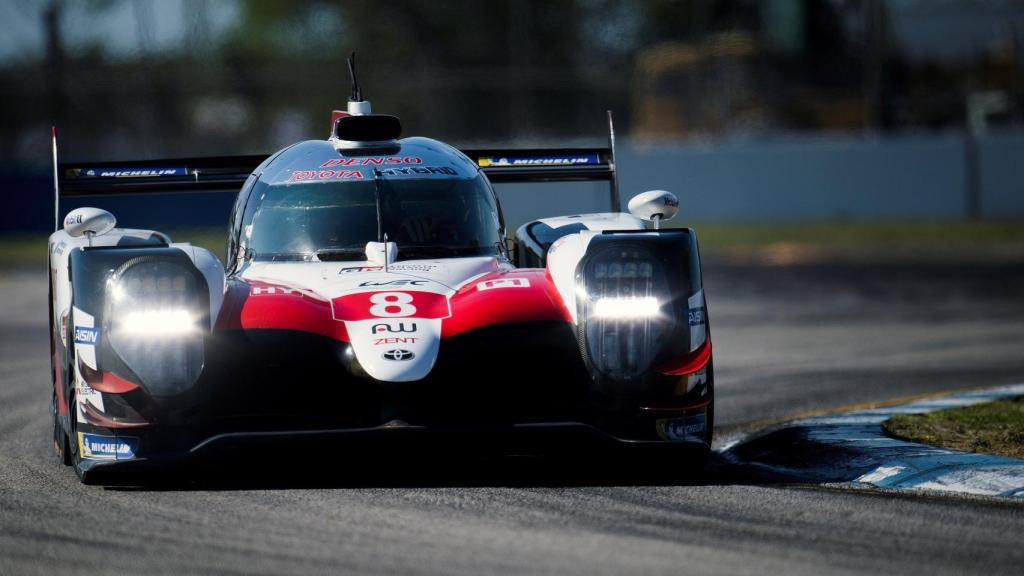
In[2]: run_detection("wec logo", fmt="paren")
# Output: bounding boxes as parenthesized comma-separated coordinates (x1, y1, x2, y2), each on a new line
(359, 279, 426, 287)
(73, 326, 100, 345)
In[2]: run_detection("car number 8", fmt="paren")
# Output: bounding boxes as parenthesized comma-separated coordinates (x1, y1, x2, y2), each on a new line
(369, 292, 416, 317)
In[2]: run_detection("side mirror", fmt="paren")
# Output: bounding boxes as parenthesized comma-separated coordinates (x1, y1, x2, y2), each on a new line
(627, 190, 679, 228)
(63, 207, 116, 238)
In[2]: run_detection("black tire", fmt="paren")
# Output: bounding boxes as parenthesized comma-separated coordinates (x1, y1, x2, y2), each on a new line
(48, 266, 71, 466)
(52, 388, 71, 466)
(68, 391, 87, 481)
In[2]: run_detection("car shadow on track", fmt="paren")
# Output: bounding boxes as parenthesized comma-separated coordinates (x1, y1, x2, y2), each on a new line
(100, 449, 777, 492)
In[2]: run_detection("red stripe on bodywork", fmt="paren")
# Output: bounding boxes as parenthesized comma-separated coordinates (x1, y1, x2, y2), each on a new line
(90, 371, 140, 394)
(655, 340, 712, 376)
(442, 270, 572, 338)
(215, 272, 572, 342)
(81, 400, 149, 428)
(216, 279, 350, 341)
(78, 356, 141, 394)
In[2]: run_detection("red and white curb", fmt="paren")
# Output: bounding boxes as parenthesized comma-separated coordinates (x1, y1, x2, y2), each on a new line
(719, 384, 1024, 498)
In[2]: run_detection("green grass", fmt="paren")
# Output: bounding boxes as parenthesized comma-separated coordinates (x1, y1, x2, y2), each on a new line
(883, 397, 1024, 460)
(689, 219, 1024, 263)
(3, 220, 1024, 268)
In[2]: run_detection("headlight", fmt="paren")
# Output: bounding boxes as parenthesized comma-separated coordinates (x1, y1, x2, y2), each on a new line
(106, 258, 207, 396)
(577, 244, 673, 379)
(593, 297, 660, 319)
(118, 309, 198, 336)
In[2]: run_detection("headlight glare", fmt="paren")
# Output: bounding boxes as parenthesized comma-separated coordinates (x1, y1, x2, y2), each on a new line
(105, 257, 207, 396)
(593, 297, 660, 319)
(118, 308, 197, 336)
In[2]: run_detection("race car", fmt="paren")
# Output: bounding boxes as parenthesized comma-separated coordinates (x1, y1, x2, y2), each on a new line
(47, 70, 713, 484)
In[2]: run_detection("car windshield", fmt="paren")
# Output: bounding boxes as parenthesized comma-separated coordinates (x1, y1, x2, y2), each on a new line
(245, 173, 503, 261)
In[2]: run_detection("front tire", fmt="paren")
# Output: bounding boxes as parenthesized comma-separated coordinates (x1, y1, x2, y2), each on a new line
(68, 392, 88, 481)
(52, 389, 71, 466)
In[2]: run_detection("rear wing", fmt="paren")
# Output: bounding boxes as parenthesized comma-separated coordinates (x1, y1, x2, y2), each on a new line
(53, 112, 622, 226)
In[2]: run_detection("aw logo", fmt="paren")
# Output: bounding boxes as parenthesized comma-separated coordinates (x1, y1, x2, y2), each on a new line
(73, 326, 100, 345)
(371, 322, 417, 334)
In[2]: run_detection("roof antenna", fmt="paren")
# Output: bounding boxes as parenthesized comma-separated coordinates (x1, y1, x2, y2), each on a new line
(346, 52, 371, 115)
(51, 127, 60, 231)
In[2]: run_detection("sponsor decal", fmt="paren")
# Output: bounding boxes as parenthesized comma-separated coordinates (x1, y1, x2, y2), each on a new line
(340, 263, 438, 274)
(51, 240, 66, 256)
(382, 349, 415, 361)
(687, 307, 707, 327)
(371, 322, 417, 334)
(78, 432, 138, 460)
(369, 292, 417, 317)
(251, 285, 302, 296)
(477, 154, 600, 167)
(333, 290, 450, 321)
(64, 214, 82, 226)
(288, 169, 364, 182)
(476, 277, 531, 291)
(320, 156, 422, 168)
(657, 413, 707, 442)
(73, 167, 188, 178)
(374, 337, 418, 346)
(359, 279, 426, 287)
(376, 166, 457, 177)
(73, 326, 100, 345)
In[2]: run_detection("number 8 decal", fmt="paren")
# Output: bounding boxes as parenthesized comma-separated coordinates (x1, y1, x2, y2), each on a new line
(369, 292, 417, 317)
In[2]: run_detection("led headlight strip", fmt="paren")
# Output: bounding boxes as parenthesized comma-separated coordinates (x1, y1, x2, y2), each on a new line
(118, 309, 197, 336)
(105, 254, 207, 395)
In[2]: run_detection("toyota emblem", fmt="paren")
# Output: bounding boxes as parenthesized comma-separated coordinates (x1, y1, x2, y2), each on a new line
(382, 349, 415, 361)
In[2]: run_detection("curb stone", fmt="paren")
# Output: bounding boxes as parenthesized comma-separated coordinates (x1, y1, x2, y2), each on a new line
(718, 384, 1024, 498)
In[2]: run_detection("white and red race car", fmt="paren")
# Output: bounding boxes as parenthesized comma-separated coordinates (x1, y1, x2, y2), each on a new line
(47, 76, 712, 484)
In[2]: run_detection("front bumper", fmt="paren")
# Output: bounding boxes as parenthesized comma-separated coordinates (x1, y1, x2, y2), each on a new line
(76, 420, 712, 484)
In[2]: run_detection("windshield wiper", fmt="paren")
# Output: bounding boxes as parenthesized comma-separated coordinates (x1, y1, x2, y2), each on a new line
(315, 246, 366, 261)
(252, 251, 316, 262)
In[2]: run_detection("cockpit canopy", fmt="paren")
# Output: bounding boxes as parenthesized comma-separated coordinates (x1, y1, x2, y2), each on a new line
(232, 137, 505, 263)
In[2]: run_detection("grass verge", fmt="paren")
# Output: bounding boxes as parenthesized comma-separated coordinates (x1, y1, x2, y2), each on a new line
(882, 397, 1024, 460)
(3, 220, 1024, 268)
(692, 219, 1024, 264)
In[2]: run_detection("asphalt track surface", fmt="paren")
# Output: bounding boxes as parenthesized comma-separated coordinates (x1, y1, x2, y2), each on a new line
(2, 259, 1023, 575)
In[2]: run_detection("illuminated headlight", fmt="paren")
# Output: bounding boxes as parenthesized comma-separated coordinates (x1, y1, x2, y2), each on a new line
(593, 297, 660, 319)
(118, 309, 198, 336)
(106, 258, 207, 396)
(577, 244, 674, 379)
